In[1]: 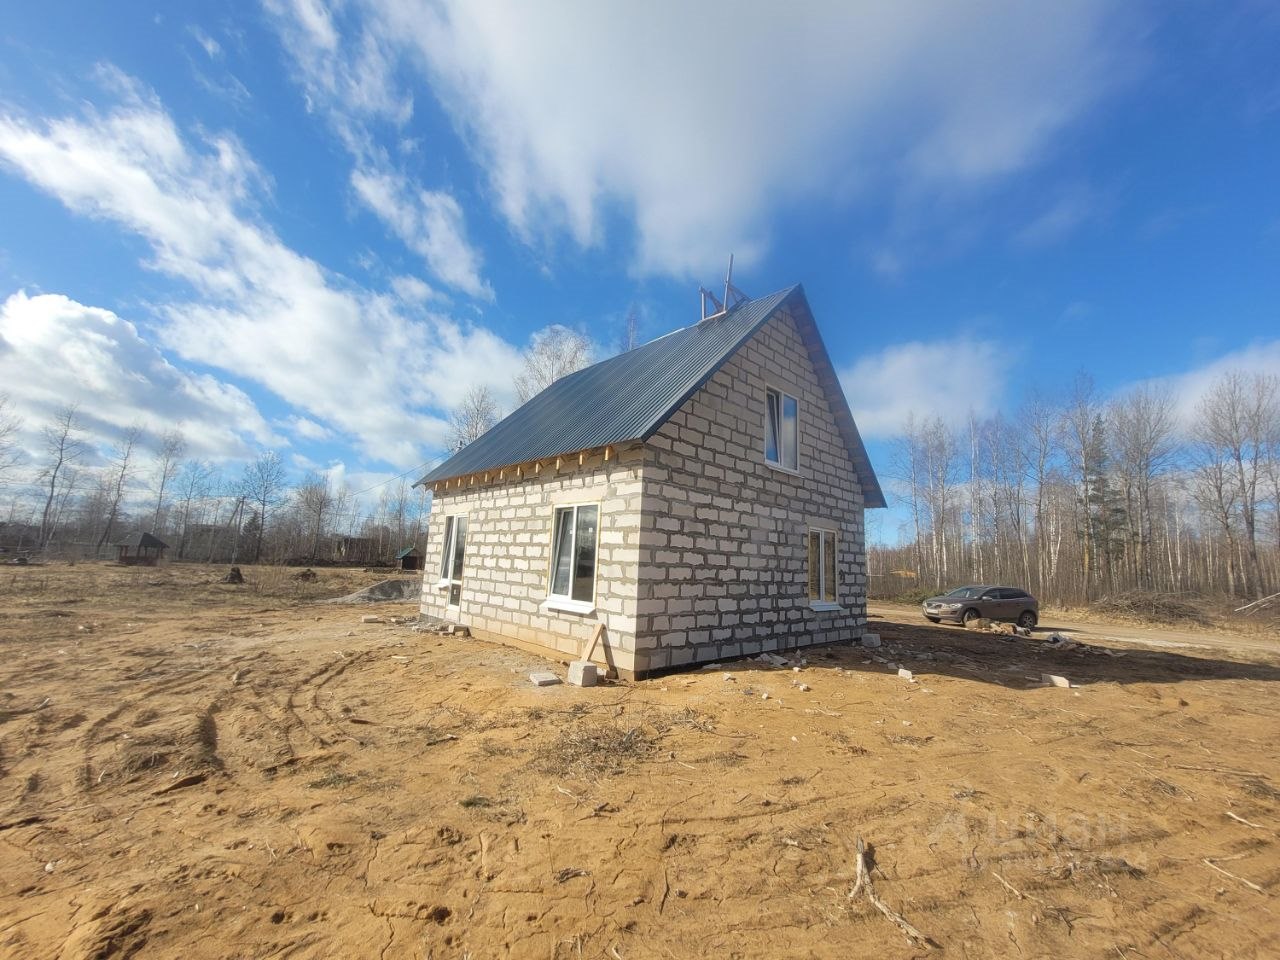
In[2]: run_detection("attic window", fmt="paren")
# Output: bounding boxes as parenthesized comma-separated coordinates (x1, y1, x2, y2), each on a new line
(765, 387, 799, 471)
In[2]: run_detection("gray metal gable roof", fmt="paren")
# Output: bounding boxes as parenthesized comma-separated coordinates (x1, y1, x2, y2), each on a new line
(418, 287, 792, 484)
(417, 285, 886, 507)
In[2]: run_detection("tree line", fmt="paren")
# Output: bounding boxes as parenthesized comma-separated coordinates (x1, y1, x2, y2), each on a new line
(0, 398, 429, 565)
(0, 325, 596, 565)
(872, 370, 1280, 604)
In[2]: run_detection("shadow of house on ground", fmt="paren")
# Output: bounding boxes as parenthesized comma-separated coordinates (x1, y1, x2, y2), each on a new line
(708, 613, 1280, 690)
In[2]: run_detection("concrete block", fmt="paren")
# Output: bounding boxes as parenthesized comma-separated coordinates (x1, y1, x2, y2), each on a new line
(567, 661, 598, 687)
(529, 671, 561, 686)
(897, 668, 914, 681)
(861, 634, 881, 649)
(1042, 673, 1071, 688)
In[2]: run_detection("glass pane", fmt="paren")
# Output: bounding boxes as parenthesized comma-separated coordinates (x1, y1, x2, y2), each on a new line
(807, 531, 820, 600)
(550, 508, 574, 596)
(765, 390, 780, 463)
(451, 515, 467, 580)
(782, 394, 798, 470)
(572, 505, 598, 602)
(823, 532, 837, 603)
(439, 516, 454, 580)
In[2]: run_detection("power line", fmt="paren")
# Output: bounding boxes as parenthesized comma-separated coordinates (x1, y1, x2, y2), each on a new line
(347, 459, 435, 498)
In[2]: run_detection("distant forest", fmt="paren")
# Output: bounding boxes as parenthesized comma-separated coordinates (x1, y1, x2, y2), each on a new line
(868, 370, 1280, 606)
(3, 364, 1278, 606)
(0, 401, 428, 565)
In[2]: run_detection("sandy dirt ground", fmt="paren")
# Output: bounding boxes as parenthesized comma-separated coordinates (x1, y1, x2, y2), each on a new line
(1, 564, 1278, 959)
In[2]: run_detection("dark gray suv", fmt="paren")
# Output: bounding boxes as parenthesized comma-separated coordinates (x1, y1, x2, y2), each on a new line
(922, 585, 1039, 629)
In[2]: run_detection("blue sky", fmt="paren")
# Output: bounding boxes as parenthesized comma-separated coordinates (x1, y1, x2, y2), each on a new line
(1, 2, 1278, 540)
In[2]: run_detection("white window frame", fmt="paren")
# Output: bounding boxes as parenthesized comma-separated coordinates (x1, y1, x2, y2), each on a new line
(435, 514, 466, 591)
(541, 501, 600, 615)
(808, 526, 842, 612)
(764, 385, 800, 473)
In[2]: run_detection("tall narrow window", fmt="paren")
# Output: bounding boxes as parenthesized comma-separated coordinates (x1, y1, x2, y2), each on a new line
(765, 387, 799, 471)
(549, 504, 598, 604)
(438, 516, 455, 582)
(808, 528, 838, 605)
(438, 515, 466, 605)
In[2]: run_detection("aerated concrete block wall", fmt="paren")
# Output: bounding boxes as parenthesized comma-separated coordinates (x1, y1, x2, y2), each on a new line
(631, 308, 869, 673)
(420, 444, 646, 676)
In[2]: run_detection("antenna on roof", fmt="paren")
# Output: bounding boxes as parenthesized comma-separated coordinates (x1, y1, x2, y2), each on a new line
(700, 254, 747, 322)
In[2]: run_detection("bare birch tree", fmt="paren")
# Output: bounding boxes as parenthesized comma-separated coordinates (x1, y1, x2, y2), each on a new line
(240, 451, 286, 563)
(0, 393, 22, 489)
(38, 405, 85, 549)
(514, 326, 592, 404)
(448, 385, 500, 452)
(95, 425, 142, 553)
(296, 473, 334, 560)
(149, 430, 187, 534)
(1193, 371, 1279, 596)
(1109, 384, 1178, 588)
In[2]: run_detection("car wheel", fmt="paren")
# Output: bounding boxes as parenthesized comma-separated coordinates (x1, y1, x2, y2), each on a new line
(925, 616, 940, 623)
(1017, 611, 1038, 629)
(962, 608, 981, 626)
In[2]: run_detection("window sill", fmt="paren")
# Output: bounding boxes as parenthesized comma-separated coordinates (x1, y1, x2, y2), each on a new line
(541, 597, 596, 616)
(764, 459, 802, 477)
(808, 602, 844, 613)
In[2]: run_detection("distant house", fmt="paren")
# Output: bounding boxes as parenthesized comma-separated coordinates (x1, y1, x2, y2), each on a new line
(396, 546, 422, 571)
(115, 532, 169, 566)
(415, 285, 885, 679)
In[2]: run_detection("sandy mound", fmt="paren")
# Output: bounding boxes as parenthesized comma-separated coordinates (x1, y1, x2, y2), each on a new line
(318, 577, 421, 604)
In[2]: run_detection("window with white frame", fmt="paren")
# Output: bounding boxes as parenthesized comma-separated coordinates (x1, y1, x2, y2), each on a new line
(438, 515, 467, 605)
(807, 527, 838, 606)
(548, 504, 599, 604)
(765, 387, 799, 471)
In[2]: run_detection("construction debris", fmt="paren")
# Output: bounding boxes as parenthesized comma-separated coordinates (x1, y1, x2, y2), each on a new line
(567, 661, 598, 687)
(530, 671, 561, 687)
(1042, 673, 1072, 688)
(756, 653, 790, 667)
(1044, 633, 1125, 657)
(861, 633, 882, 648)
(319, 578, 421, 604)
(898, 668, 915, 682)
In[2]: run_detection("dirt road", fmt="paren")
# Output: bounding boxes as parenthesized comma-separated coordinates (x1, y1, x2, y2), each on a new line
(868, 601, 1280, 657)
(2, 565, 1278, 958)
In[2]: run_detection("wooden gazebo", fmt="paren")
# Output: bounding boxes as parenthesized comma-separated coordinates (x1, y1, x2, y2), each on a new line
(115, 532, 169, 566)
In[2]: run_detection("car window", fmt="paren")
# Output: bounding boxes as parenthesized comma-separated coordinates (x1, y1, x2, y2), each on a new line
(990, 588, 1012, 599)
(1007, 589, 1029, 600)
(945, 586, 981, 599)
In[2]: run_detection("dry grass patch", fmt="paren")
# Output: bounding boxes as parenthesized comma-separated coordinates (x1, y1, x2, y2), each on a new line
(534, 720, 659, 781)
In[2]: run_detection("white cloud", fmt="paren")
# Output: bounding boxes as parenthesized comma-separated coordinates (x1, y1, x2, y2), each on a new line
(352, 169, 492, 299)
(0, 291, 274, 460)
(1150, 339, 1280, 428)
(840, 336, 1015, 439)
(263, 0, 492, 299)
(0, 82, 523, 468)
(189, 26, 223, 59)
(390, 274, 439, 305)
(357, 0, 1136, 277)
(285, 415, 333, 442)
(1015, 183, 1105, 247)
